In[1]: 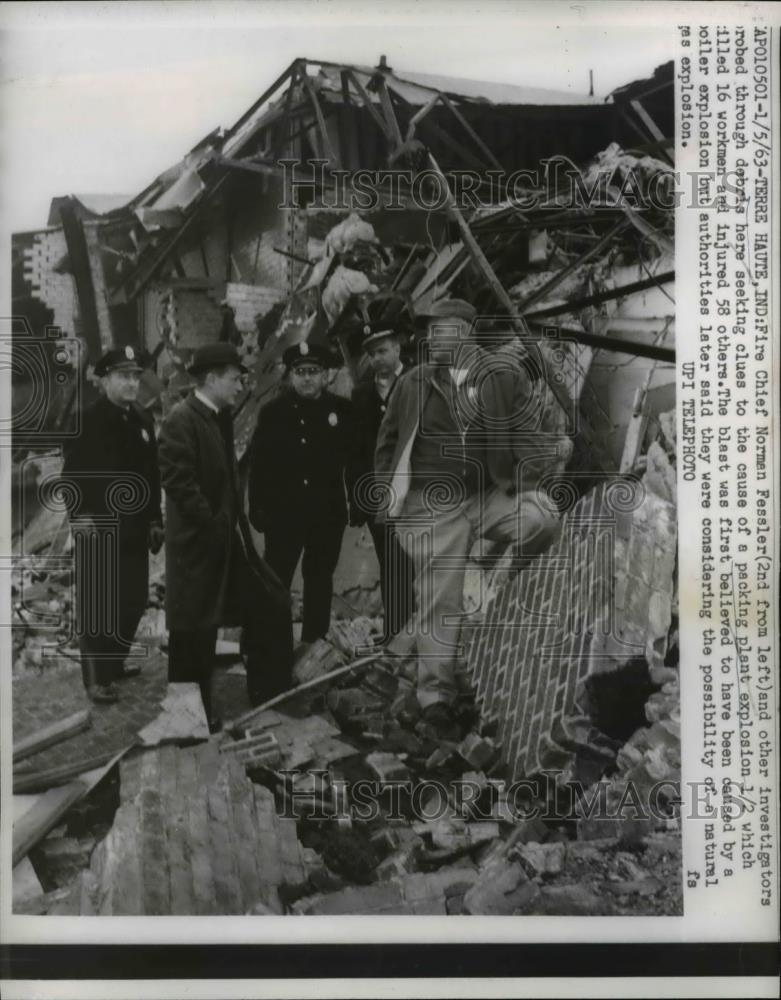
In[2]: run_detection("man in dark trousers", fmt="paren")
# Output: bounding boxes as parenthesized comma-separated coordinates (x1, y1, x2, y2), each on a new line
(158, 342, 245, 729)
(351, 324, 415, 639)
(62, 346, 163, 704)
(248, 342, 355, 650)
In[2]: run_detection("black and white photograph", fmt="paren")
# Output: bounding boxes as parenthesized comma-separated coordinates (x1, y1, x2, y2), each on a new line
(1, 2, 778, 994)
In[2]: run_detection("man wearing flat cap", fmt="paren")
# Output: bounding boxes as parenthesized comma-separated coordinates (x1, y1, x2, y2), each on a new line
(351, 323, 415, 639)
(158, 342, 246, 728)
(62, 345, 163, 704)
(375, 298, 564, 739)
(248, 342, 356, 651)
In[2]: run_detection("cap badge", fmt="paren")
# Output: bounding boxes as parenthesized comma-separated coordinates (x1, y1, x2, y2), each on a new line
(125, 346, 134, 360)
(299, 342, 309, 356)
(141, 428, 149, 443)
(328, 412, 338, 427)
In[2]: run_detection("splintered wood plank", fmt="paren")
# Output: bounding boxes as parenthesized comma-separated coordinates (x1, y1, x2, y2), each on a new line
(13, 709, 92, 763)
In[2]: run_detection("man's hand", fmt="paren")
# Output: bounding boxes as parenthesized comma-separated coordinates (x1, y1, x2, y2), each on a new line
(149, 522, 165, 554)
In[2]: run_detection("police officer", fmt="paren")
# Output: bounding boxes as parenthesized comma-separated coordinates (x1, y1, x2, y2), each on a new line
(351, 323, 415, 639)
(62, 346, 163, 704)
(247, 343, 356, 647)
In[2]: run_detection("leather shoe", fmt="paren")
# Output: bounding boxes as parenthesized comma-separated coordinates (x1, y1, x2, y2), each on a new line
(87, 683, 119, 705)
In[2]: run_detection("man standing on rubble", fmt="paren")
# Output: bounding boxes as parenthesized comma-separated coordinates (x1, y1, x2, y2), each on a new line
(63, 346, 163, 704)
(375, 299, 565, 740)
(351, 323, 415, 640)
(158, 342, 246, 730)
(247, 342, 355, 652)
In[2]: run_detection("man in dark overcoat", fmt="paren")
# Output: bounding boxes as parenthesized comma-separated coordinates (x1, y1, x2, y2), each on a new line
(247, 343, 356, 648)
(350, 323, 415, 639)
(158, 343, 246, 726)
(62, 345, 163, 704)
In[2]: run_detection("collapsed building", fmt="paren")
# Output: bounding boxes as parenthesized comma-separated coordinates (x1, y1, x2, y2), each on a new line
(11, 57, 680, 916)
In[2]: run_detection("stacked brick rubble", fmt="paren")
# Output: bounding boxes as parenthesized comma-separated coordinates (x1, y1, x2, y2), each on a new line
(466, 455, 677, 783)
(74, 742, 307, 915)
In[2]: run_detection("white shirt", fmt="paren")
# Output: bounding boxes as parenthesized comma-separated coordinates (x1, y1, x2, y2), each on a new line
(194, 389, 220, 415)
(375, 362, 404, 401)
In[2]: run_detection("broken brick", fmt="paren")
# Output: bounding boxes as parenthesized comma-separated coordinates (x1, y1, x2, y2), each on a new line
(517, 841, 565, 877)
(365, 751, 410, 783)
(457, 732, 496, 770)
(462, 857, 539, 915)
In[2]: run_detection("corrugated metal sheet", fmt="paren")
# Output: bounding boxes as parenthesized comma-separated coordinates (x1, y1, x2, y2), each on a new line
(317, 65, 599, 107)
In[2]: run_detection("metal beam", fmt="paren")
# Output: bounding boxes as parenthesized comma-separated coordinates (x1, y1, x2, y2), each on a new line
(527, 320, 675, 362)
(300, 72, 339, 167)
(524, 269, 675, 319)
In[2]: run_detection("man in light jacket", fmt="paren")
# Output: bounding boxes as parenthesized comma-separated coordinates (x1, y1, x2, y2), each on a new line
(375, 299, 565, 739)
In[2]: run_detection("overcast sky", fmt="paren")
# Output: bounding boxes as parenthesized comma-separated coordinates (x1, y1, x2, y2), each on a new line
(0, 1, 677, 233)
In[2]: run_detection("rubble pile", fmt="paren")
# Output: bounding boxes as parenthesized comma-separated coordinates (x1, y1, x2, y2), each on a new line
(12, 81, 681, 914)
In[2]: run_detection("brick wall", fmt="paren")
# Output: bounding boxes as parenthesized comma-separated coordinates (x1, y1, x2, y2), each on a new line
(168, 288, 223, 348)
(466, 474, 676, 782)
(23, 228, 78, 336)
(224, 283, 286, 332)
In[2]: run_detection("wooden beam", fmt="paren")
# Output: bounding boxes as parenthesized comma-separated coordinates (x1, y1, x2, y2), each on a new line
(271, 63, 301, 162)
(629, 98, 673, 160)
(427, 152, 528, 335)
(391, 87, 487, 171)
(12, 784, 87, 867)
(404, 92, 441, 142)
(437, 91, 504, 171)
(13, 749, 121, 794)
(226, 653, 383, 734)
(224, 60, 298, 144)
(12, 750, 126, 866)
(111, 174, 230, 304)
(376, 75, 403, 148)
(58, 199, 102, 358)
(13, 710, 91, 764)
(346, 70, 392, 139)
